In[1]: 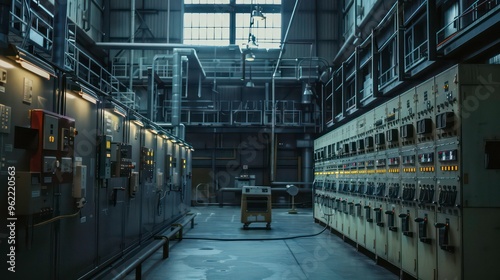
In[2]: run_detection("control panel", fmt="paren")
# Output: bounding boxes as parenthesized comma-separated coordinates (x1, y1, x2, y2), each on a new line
(141, 147, 155, 182)
(313, 64, 500, 280)
(111, 143, 134, 178)
(98, 135, 112, 179)
(29, 110, 76, 184)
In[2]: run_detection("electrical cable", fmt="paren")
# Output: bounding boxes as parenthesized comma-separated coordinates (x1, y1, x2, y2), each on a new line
(183, 196, 333, 242)
(182, 223, 329, 242)
(33, 210, 81, 227)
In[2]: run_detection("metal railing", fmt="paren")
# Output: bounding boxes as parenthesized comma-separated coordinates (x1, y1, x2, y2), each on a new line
(405, 40, 428, 71)
(436, 0, 499, 46)
(378, 64, 398, 89)
(10, 0, 54, 52)
(163, 99, 317, 127)
(111, 56, 322, 83)
(9, 0, 138, 111)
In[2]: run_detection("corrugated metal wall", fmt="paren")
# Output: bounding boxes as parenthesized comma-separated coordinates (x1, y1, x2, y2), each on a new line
(108, 0, 183, 42)
(281, 0, 339, 63)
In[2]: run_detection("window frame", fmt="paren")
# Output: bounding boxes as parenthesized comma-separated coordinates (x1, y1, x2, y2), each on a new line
(183, 0, 281, 46)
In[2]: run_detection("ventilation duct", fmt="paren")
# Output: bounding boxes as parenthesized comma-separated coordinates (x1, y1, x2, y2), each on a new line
(171, 48, 198, 137)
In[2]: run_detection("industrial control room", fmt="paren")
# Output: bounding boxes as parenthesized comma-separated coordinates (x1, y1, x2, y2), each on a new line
(0, 0, 499, 279)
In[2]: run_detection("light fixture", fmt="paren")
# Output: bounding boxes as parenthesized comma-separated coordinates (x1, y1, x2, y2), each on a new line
(159, 130, 170, 140)
(303, 84, 313, 96)
(104, 101, 127, 117)
(0, 59, 14, 69)
(80, 92, 98, 104)
(302, 84, 313, 104)
(75, 83, 99, 104)
(251, 6, 266, 21)
(146, 124, 158, 135)
(302, 43, 315, 104)
(7, 45, 55, 79)
(130, 114, 144, 127)
(245, 52, 255, 62)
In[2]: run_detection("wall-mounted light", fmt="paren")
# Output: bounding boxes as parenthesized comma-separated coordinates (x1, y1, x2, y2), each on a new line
(158, 130, 170, 140)
(75, 83, 99, 104)
(104, 101, 127, 118)
(129, 114, 144, 127)
(79, 92, 98, 104)
(7, 45, 55, 79)
(0, 59, 14, 69)
(146, 125, 158, 135)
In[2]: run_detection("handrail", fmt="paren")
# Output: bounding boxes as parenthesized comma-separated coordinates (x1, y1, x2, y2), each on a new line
(436, 0, 499, 45)
(102, 213, 196, 280)
(405, 40, 429, 70)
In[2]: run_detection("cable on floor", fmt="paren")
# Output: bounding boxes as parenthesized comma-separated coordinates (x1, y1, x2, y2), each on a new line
(182, 214, 331, 242)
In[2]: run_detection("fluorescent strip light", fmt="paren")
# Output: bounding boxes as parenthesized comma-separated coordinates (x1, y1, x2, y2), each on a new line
(77, 83, 99, 104)
(104, 102, 127, 118)
(145, 124, 159, 135)
(148, 128, 158, 135)
(132, 119, 144, 127)
(0, 59, 14, 69)
(19, 60, 51, 79)
(113, 107, 126, 118)
(8, 45, 55, 79)
(79, 92, 98, 104)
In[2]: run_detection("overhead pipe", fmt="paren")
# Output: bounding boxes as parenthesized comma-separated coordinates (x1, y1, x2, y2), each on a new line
(271, 0, 302, 182)
(301, 134, 313, 186)
(150, 54, 174, 121)
(173, 48, 198, 137)
(53, 0, 68, 115)
(148, 48, 202, 125)
(130, 0, 135, 90)
(97, 42, 206, 80)
(96, 42, 201, 49)
(171, 50, 181, 128)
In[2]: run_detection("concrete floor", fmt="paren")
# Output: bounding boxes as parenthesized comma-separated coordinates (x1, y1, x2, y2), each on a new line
(125, 206, 399, 280)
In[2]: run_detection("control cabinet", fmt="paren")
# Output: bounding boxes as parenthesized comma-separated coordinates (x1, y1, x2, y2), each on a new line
(30, 110, 76, 184)
(313, 64, 500, 280)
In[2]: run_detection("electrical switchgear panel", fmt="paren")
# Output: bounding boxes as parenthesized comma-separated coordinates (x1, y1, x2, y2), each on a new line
(29, 110, 76, 183)
(111, 143, 133, 177)
(181, 158, 187, 176)
(0, 104, 12, 134)
(165, 154, 172, 179)
(17, 172, 53, 222)
(313, 64, 500, 280)
(98, 135, 112, 179)
(141, 147, 155, 181)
